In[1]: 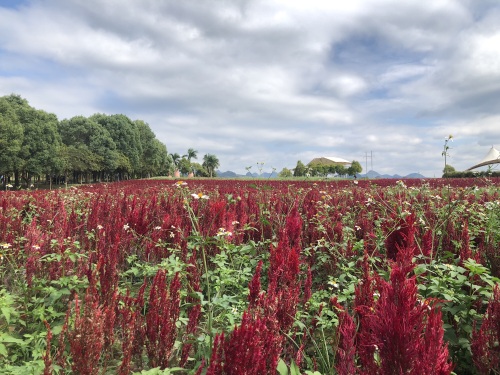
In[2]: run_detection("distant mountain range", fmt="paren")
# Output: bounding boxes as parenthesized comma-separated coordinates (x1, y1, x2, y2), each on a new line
(359, 170, 426, 179)
(216, 170, 426, 179)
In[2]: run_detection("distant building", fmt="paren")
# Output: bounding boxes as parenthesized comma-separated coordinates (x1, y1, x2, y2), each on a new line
(307, 156, 351, 167)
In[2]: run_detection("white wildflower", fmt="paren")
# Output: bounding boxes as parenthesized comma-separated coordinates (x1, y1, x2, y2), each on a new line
(216, 228, 232, 237)
(191, 192, 209, 200)
(174, 181, 187, 187)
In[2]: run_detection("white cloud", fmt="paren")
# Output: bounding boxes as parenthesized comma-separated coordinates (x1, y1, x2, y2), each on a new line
(1, 0, 500, 176)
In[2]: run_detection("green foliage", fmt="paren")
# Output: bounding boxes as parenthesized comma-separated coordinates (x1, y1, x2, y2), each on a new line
(0, 96, 24, 174)
(415, 257, 500, 373)
(293, 160, 307, 177)
(135, 120, 170, 177)
(347, 160, 362, 177)
(205, 241, 266, 330)
(307, 163, 328, 177)
(178, 158, 192, 176)
(202, 153, 220, 177)
(184, 148, 198, 162)
(277, 358, 304, 375)
(278, 167, 293, 178)
(191, 162, 209, 177)
(91, 113, 143, 173)
(443, 164, 456, 174)
(0, 94, 174, 184)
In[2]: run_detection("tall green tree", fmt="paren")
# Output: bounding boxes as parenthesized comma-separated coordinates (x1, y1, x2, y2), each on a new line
(150, 139, 170, 176)
(91, 114, 142, 176)
(293, 160, 307, 177)
(170, 153, 181, 166)
(334, 164, 347, 177)
(21, 109, 62, 185)
(202, 153, 220, 177)
(59, 116, 119, 181)
(169, 153, 181, 174)
(184, 148, 198, 162)
(0, 96, 23, 178)
(347, 160, 362, 178)
(135, 120, 169, 177)
(3, 95, 61, 186)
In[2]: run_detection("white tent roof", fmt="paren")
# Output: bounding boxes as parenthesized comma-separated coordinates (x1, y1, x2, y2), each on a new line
(324, 156, 351, 164)
(466, 146, 500, 170)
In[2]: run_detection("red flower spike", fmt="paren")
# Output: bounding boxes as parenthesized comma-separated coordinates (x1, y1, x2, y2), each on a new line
(42, 321, 53, 375)
(472, 285, 500, 374)
(335, 311, 358, 375)
(145, 270, 181, 369)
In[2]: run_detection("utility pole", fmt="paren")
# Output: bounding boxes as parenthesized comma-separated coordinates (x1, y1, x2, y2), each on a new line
(365, 151, 374, 173)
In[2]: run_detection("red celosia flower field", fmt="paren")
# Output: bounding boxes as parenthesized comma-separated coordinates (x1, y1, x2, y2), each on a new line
(1, 177, 500, 374)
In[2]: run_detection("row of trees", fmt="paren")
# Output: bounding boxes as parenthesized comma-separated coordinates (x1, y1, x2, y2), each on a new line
(279, 160, 363, 178)
(0, 94, 219, 187)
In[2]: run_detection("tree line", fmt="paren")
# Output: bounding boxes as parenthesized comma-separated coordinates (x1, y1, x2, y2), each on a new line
(0, 94, 219, 187)
(279, 160, 363, 178)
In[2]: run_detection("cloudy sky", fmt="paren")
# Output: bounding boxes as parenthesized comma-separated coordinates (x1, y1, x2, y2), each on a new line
(1, 0, 500, 176)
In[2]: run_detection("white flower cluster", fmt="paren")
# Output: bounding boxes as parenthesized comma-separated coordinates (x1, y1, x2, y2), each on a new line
(396, 180, 407, 189)
(484, 201, 500, 210)
(216, 228, 232, 237)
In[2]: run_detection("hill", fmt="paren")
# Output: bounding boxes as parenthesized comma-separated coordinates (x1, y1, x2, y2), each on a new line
(217, 170, 425, 179)
(359, 170, 425, 179)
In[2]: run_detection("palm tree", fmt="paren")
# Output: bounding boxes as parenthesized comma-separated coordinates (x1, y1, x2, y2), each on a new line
(183, 148, 198, 162)
(169, 153, 181, 175)
(169, 153, 181, 167)
(202, 153, 220, 177)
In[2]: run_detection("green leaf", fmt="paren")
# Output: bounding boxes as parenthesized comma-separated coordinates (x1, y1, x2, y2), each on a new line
(290, 360, 301, 375)
(442, 294, 454, 301)
(0, 333, 24, 344)
(414, 264, 427, 275)
(445, 305, 463, 315)
(1, 307, 12, 324)
(277, 358, 289, 375)
(51, 324, 63, 335)
(0, 343, 7, 356)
